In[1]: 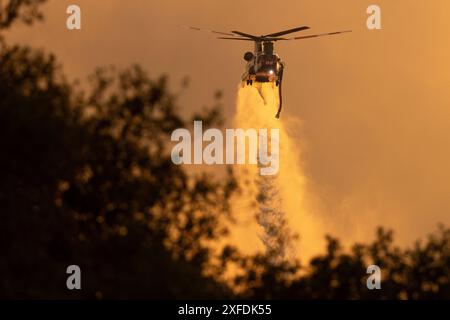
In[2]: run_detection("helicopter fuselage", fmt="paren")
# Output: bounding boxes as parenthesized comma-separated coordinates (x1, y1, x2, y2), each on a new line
(242, 41, 283, 84)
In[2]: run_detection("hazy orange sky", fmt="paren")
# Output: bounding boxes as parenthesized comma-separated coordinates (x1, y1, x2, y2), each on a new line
(6, 0, 450, 252)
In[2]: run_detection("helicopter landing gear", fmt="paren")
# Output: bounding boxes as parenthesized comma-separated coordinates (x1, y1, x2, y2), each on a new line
(275, 80, 280, 87)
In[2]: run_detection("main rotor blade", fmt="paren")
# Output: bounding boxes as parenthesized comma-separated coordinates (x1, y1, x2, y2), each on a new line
(179, 25, 237, 37)
(231, 31, 261, 40)
(290, 30, 352, 40)
(217, 37, 255, 41)
(264, 37, 289, 41)
(264, 26, 310, 37)
(218, 37, 288, 41)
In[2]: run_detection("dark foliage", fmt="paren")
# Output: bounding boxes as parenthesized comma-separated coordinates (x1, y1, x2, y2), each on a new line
(0, 33, 236, 298)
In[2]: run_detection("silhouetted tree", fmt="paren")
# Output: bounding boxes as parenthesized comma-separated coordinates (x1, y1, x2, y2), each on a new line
(231, 226, 450, 299)
(0, 7, 236, 297)
(0, 0, 46, 30)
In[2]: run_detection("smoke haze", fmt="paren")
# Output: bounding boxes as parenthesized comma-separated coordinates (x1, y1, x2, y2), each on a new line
(7, 0, 450, 255)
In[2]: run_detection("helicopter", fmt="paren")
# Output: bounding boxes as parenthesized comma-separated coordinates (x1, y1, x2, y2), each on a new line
(181, 25, 351, 118)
